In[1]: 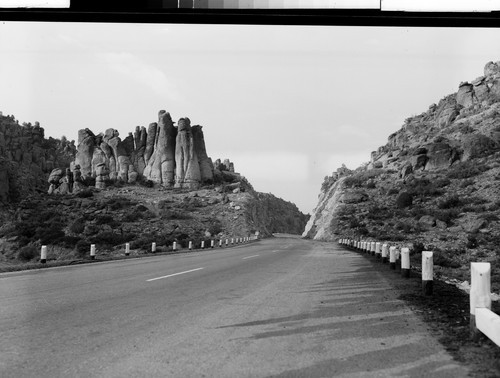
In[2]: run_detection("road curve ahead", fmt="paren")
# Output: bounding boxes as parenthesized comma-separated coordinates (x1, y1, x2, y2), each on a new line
(0, 236, 468, 377)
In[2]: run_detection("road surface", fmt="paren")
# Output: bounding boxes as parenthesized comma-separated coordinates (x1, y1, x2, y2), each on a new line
(0, 235, 469, 377)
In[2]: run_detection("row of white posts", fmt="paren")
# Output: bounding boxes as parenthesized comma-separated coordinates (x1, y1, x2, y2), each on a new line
(39, 235, 258, 262)
(338, 238, 500, 347)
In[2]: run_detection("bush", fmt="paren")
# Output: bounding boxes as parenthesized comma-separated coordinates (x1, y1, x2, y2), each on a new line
(407, 178, 443, 197)
(17, 245, 37, 261)
(438, 195, 462, 209)
(435, 209, 460, 225)
(76, 189, 93, 198)
(411, 242, 425, 255)
(76, 239, 91, 257)
(433, 251, 461, 268)
(447, 161, 489, 179)
(396, 192, 413, 208)
(208, 220, 223, 236)
(467, 234, 479, 249)
(69, 219, 85, 234)
(343, 169, 385, 188)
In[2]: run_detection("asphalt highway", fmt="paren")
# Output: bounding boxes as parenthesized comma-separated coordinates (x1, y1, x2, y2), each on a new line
(0, 235, 469, 377)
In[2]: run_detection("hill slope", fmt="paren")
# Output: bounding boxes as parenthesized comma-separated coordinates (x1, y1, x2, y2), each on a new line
(304, 61, 500, 292)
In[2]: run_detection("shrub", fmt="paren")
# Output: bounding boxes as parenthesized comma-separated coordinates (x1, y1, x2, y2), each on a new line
(467, 234, 479, 249)
(396, 192, 413, 208)
(139, 179, 154, 188)
(343, 169, 385, 188)
(407, 178, 443, 197)
(17, 245, 37, 261)
(438, 195, 462, 209)
(387, 188, 399, 195)
(208, 220, 223, 236)
(433, 251, 461, 268)
(95, 214, 118, 226)
(69, 218, 86, 234)
(460, 178, 475, 188)
(76, 189, 93, 198)
(435, 209, 460, 225)
(411, 242, 425, 255)
(447, 161, 489, 179)
(76, 239, 91, 257)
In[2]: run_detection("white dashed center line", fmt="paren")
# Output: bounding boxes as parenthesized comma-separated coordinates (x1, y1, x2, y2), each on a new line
(147, 267, 204, 282)
(242, 255, 259, 260)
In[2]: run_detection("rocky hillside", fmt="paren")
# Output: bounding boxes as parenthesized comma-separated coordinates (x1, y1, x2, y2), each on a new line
(304, 61, 500, 292)
(0, 110, 308, 268)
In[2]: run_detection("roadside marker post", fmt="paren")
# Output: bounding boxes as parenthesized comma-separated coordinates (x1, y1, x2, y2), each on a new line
(152, 242, 156, 253)
(389, 246, 396, 270)
(90, 244, 96, 260)
(381, 244, 388, 263)
(201, 240, 205, 249)
(189, 241, 193, 251)
(125, 243, 130, 256)
(375, 242, 381, 259)
(422, 251, 433, 295)
(211, 240, 214, 248)
(225, 239, 228, 247)
(40, 245, 47, 264)
(470, 262, 492, 338)
(173, 241, 177, 252)
(219, 240, 222, 247)
(231, 238, 234, 245)
(401, 248, 410, 278)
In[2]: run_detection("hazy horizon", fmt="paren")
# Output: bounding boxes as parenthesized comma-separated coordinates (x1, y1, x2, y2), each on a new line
(2, 22, 500, 213)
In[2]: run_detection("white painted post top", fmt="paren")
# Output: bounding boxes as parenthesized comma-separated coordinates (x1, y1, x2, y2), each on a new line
(422, 251, 433, 281)
(470, 262, 492, 315)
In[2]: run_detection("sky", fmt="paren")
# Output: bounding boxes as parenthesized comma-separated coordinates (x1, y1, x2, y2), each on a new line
(1, 22, 500, 214)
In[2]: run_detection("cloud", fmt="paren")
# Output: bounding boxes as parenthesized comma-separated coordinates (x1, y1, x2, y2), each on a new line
(100, 52, 182, 100)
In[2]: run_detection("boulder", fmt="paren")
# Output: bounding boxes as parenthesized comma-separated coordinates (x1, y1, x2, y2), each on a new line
(462, 134, 497, 161)
(456, 83, 475, 108)
(410, 154, 428, 171)
(484, 61, 500, 77)
(425, 142, 458, 170)
(472, 77, 489, 102)
(419, 215, 436, 228)
(399, 164, 413, 179)
(460, 217, 487, 233)
(48, 168, 63, 184)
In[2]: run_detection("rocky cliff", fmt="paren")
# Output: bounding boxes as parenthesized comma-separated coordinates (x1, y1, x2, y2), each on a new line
(0, 113, 75, 203)
(304, 61, 500, 290)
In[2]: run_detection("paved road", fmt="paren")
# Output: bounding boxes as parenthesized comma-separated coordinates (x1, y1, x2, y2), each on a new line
(0, 236, 468, 377)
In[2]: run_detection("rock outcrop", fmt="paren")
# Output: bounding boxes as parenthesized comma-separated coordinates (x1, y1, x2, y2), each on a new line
(0, 113, 75, 202)
(175, 118, 201, 189)
(67, 109, 217, 191)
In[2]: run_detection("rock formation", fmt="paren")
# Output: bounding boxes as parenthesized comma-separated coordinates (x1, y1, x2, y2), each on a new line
(63, 109, 218, 192)
(143, 110, 177, 186)
(175, 118, 201, 189)
(0, 114, 76, 202)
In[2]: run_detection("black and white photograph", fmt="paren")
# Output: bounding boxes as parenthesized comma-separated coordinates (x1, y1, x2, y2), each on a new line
(1, 3, 500, 377)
